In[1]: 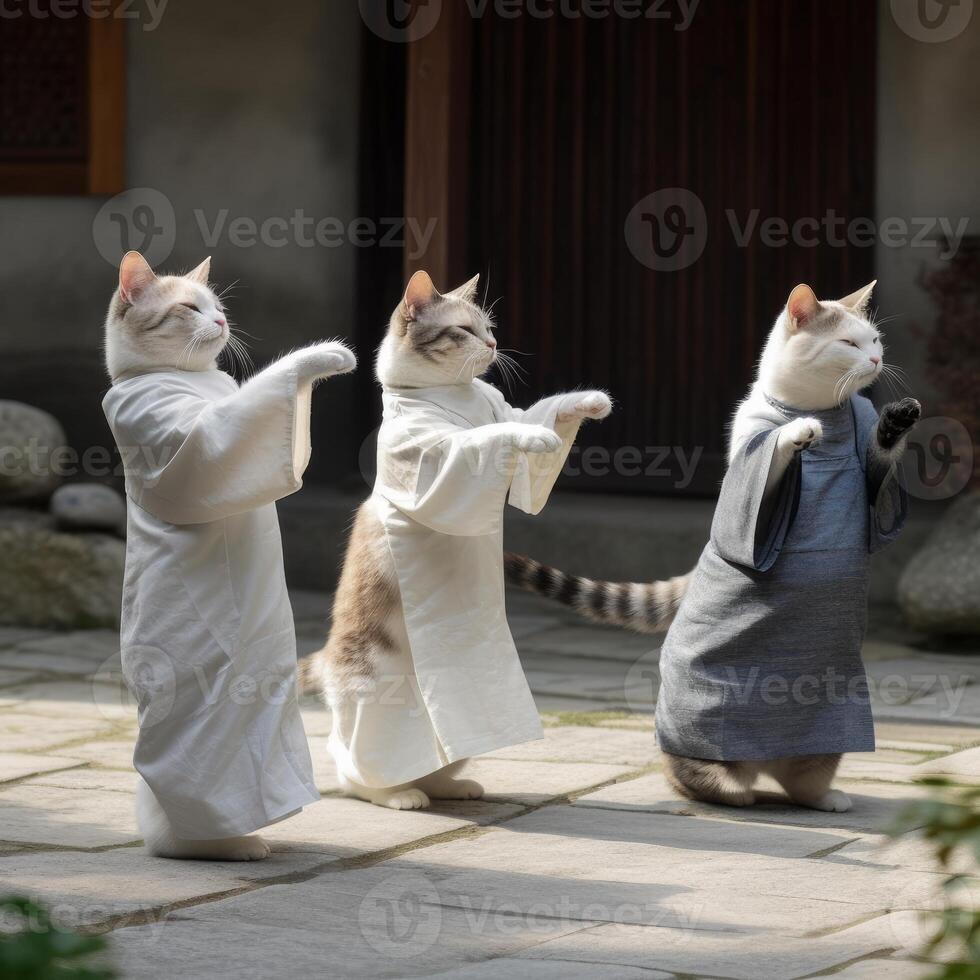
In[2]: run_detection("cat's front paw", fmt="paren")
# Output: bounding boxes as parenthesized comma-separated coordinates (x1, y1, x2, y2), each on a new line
(878, 397, 921, 449)
(513, 426, 563, 455)
(296, 341, 357, 382)
(557, 391, 613, 423)
(784, 417, 823, 452)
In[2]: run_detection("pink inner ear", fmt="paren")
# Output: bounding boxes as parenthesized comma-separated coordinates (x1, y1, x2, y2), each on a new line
(787, 285, 820, 326)
(404, 270, 438, 313)
(119, 253, 156, 303)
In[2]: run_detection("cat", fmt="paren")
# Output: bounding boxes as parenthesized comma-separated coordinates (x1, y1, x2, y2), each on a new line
(104, 251, 355, 859)
(301, 269, 612, 809)
(511, 281, 918, 812)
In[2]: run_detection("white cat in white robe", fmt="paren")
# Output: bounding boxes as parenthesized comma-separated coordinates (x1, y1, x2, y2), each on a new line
(102, 251, 355, 860)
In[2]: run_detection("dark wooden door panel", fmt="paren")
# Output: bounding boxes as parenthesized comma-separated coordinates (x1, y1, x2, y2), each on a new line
(465, 0, 877, 494)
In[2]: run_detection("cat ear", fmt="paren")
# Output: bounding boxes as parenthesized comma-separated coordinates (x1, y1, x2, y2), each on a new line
(785, 284, 822, 332)
(838, 280, 876, 315)
(403, 270, 440, 317)
(187, 256, 212, 286)
(118, 251, 157, 304)
(448, 273, 480, 304)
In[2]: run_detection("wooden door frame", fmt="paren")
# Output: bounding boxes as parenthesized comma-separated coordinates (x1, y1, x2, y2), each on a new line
(403, 3, 471, 289)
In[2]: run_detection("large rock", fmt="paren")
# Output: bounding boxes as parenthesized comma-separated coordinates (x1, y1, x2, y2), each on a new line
(0, 401, 67, 503)
(898, 492, 980, 634)
(0, 517, 124, 630)
(51, 483, 126, 537)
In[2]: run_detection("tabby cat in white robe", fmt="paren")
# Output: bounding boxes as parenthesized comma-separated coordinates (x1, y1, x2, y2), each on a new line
(301, 270, 612, 809)
(104, 251, 355, 860)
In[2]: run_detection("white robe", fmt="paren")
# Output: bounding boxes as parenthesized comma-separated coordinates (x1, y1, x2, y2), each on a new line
(103, 367, 319, 839)
(329, 379, 581, 788)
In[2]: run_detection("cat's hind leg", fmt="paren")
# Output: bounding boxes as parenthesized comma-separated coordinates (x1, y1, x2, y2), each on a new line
(136, 779, 271, 860)
(415, 760, 484, 801)
(769, 753, 849, 812)
(662, 752, 758, 807)
(337, 772, 431, 810)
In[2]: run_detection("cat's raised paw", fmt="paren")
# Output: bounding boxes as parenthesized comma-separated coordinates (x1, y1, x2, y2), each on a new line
(298, 342, 357, 381)
(879, 397, 921, 447)
(514, 426, 563, 455)
(560, 392, 613, 422)
(383, 788, 430, 810)
(786, 417, 823, 451)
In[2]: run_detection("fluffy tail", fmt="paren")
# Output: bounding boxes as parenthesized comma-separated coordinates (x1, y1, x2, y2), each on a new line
(504, 552, 691, 635)
(296, 653, 324, 695)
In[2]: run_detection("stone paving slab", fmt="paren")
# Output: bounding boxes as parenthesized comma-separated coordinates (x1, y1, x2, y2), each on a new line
(0, 751, 83, 784)
(261, 796, 524, 856)
(57, 738, 136, 769)
(0, 711, 116, 752)
(0, 679, 137, 723)
(0, 627, 53, 648)
(517, 625, 661, 663)
(432, 959, 665, 979)
(0, 666, 40, 686)
(375, 816, 945, 943)
(485, 727, 658, 768)
(110, 866, 599, 980)
(25, 767, 139, 794)
(517, 911, 926, 979)
(463, 758, 633, 805)
(0, 847, 329, 926)
(573, 771, 936, 834)
(0, 783, 141, 848)
(915, 745, 980, 782)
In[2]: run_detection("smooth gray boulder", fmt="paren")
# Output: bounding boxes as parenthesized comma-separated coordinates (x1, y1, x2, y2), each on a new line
(51, 483, 127, 537)
(898, 492, 980, 635)
(0, 401, 67, 503)
(0, 516, 124, 630)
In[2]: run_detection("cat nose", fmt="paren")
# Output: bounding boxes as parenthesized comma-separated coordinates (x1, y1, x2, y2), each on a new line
(214, 317, 226, 327)
(870, 356, 880, 366)
(486, 339, 497, 350)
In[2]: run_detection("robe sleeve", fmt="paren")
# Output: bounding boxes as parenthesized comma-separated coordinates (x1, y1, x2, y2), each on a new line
(375, 407, 522, 537)
(853, 395, 909, 553)
(104, 366, 313, 526)
(495, 389, 581, 516)
(710, 425, 801, 572)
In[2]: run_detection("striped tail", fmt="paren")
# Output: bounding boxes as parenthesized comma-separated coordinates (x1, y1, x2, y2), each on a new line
(504, 552, 691, 635)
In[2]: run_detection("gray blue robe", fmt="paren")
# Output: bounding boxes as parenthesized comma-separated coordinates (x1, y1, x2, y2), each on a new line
(656, 393, 907, 761)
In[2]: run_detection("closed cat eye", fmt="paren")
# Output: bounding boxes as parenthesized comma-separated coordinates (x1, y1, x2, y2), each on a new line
(181, 303, 201, 313)
(840, 339, 858, 347)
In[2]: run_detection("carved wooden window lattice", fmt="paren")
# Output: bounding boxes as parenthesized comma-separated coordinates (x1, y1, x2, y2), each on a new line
(0, 0, 124, 194)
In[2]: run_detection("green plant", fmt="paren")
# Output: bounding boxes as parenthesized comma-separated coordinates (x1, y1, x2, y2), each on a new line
(892, 778, 980, 977)
(0, 896, 115, 980)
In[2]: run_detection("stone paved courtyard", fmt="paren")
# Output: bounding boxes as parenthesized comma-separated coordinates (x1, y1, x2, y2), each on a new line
(0, 589, 978, 979)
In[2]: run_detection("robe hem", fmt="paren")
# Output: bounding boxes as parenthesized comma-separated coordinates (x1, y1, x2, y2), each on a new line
(655, 730, 876, 762)
(164, 786, 321, 840)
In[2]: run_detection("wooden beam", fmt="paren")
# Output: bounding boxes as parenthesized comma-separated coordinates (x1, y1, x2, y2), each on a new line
(403, 1, 471, 289)
(87, 2, 126, 195)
